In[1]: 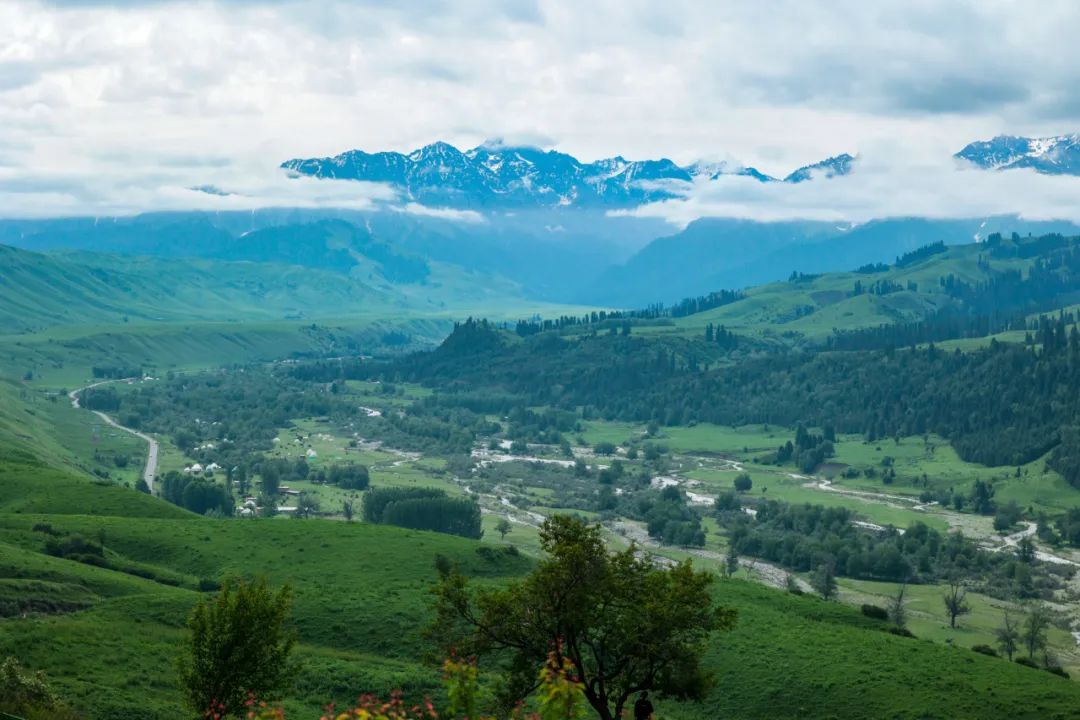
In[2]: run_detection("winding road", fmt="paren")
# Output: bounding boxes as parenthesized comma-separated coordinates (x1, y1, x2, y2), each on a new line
(69, 379, 159, 493)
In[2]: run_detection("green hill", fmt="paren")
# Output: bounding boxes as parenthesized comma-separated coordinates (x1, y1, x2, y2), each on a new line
(2, 507, 1079, 719)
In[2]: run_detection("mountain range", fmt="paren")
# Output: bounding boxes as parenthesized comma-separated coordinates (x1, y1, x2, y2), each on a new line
(281, 142, 855, 209)
(955, 134, 1080, 174)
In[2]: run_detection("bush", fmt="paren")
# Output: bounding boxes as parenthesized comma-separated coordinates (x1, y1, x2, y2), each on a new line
(31, 522, 59, 536)
(971, 644, 998, 657)
(1015, 656, 1039, 668)
(1046, 665, 1070, 678)
(733, 473, 753, 492)
(886, 626, 915, 638)
(44, 534, 103, 559)
(198, 578, 222, 592)
(0, 656, 79, 719)
(593, 441, 616, 456)
(860, 604, 889, 621)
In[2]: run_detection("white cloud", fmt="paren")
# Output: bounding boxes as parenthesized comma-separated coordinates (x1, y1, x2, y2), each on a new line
(620, 156, 1080, 227)
(2, 0, 1080, 217)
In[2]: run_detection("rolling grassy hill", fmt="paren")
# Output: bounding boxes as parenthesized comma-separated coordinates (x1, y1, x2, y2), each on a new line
(632, 233, 1077, 343)
(3, 503, 1080, 719)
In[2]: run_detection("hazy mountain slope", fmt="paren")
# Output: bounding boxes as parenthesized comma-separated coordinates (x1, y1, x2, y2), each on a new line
(596, 216, 1080, 306)
(0, 243, 400, 332)
(0, 210, 668, 303)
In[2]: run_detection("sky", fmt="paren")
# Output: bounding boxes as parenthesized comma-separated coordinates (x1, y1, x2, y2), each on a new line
(4, 0, 1080, 221)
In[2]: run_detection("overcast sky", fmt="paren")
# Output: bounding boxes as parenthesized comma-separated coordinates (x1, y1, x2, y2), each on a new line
(4, 0, 1080, 221)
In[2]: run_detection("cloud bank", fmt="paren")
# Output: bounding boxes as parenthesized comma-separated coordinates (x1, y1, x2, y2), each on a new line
(3, 0, 1080, 219)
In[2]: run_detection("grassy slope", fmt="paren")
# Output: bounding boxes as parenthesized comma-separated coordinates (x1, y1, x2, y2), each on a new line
(4, 511, 1080, 719)
(651, 242, 1028, 341)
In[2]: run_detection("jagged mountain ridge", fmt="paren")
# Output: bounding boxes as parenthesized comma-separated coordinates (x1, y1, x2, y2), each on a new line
(955, 134, 1080, 174)
(281, 141, 854, 208)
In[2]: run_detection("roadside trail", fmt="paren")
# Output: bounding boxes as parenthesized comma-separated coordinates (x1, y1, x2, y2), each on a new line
(69, 379, 158, 493)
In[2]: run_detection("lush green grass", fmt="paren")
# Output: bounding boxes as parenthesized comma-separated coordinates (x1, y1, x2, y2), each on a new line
(839, 578, 1080, 678)
(674, 579, 1080, 720)
(656, 241, 1035, 343)
(6, 511, 1080, 720)
(0, 513, 530, 719)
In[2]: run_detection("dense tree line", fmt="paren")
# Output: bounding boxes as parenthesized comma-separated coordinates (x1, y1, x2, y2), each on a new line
(716, 498, 1069, 598)
(362, 487, 482, 538)
(370, 314, 1080, 478)
(510, 289, 744, 337)
(91, 365, 142, 379)
(775, 425, 835, 473)
(159, 471, 235, 516)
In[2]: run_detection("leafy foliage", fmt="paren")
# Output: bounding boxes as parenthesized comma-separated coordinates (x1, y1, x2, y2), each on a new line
(178, 578, 296, 718)
(432, 516, 735, 720)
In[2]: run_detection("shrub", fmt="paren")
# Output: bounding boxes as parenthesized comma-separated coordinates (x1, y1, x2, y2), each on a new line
(860, 604, 889, 621)
(971, 644, 998, 657)
(886, 626, 915, 638)
(178, 578, 295, 717)
(1046, 665, 1070, 678)
(0, 657, 79, 719)
(198, 577, 222, 592)
(44, 534, 103, 559)
(1015, 656, 1039, 668)
(733, 473, 753, 492)
(593, 441, 616, 456)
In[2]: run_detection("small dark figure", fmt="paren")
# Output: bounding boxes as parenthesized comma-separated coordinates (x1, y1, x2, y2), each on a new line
(634, 690, 654, 720)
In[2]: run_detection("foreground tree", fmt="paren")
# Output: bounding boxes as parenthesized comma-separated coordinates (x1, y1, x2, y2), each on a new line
(433, 515, 736, 720)
(178, 577, 295, 718)
(943, 579, 970, 629)
(496, 518, 513, 540)
(0, 657, 79, 719)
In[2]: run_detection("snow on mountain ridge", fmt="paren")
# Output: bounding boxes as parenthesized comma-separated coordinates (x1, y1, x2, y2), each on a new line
(955, 134, 1080, 175)
(281, 142, 854, 208)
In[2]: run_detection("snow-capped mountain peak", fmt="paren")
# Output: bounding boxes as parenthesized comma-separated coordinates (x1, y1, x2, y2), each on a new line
(955, 134, 1080, 175)
(280, 142, 852, 208)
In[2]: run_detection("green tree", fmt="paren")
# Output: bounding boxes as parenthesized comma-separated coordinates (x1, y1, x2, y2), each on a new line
(432, 516, 735, 720)
(888, 583, 908, 630)
(293, 492, 319, 519)
(177, 578, 295, 718)
(733, 473, 753, 492)
(1022, 603, 1051, 659)
(260, 464, 280, 497)
(812, 561, 837, 600)
(496, 518, 513, 540)
(995, 609, 1020, 661)
(724, 544, 739, 579)
(943, 578, 970, 629)
(342, 498, 354, 522)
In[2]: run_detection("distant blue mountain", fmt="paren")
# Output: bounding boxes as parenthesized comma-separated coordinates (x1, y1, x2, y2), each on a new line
(281, 142, 851, 209)
(955, 134, 1080, 174)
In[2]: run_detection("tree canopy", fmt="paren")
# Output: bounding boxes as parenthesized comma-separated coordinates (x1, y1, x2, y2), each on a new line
(432, 515, 735, 720)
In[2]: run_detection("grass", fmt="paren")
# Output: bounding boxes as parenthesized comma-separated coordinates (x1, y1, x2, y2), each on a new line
(6, 510, 1080, 720)
(839, 578, 1080, 679)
